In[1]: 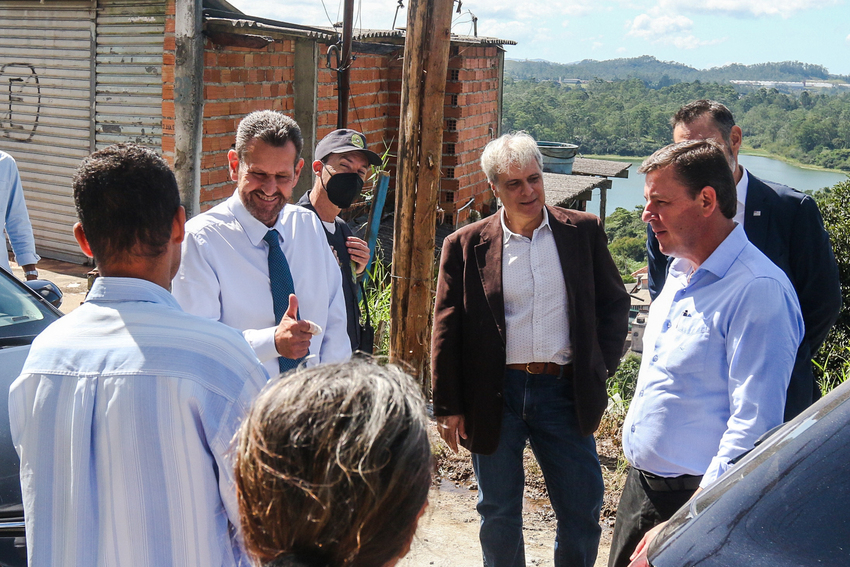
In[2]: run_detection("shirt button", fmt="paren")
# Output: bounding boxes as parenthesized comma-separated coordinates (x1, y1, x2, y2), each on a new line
(631, 425, 636, 432)
(640, 390, 644, 397)
(496, 392, 502, 398)
(664, 320, 671, 330)
(652, 355, 659, 362)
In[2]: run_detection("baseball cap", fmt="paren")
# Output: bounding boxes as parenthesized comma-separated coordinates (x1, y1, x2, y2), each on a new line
(315, 129, 382, 166)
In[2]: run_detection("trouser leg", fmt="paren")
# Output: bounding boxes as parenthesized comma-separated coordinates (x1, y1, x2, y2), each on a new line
(472, 370, 530, 567)
(608, 468, 695, 567)
(525, 374, 603, 567)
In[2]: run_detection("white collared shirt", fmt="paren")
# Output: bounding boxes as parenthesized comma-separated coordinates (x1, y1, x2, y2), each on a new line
(501, 207, 572, 365)
(172, 191, 351, 377)
(733, 167, 749, 226)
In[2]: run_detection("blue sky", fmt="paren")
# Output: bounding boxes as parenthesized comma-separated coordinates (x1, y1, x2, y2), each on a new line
(227, 0, 850, 76)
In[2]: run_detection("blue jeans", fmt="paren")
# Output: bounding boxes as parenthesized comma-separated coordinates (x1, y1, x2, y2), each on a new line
(472, 368, 603, 567)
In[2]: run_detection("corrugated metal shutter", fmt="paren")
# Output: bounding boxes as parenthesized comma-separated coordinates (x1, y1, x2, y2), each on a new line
(0, 1, 95, 263)
(94, 0, 164, 150)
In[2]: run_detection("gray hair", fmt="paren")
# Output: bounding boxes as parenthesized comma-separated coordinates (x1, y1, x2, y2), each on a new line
(639, 139, 737, 219)
(234, 358, 431, 567)
(480, 131, 543, 185)
(235, 110, 303, 163)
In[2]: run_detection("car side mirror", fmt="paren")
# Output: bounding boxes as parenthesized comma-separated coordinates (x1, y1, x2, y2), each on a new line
(25, 280, 63, 309)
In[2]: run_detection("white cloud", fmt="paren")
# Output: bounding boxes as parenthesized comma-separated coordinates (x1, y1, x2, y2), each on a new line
(658, 0, 840, 18)
(592, 41, 604, 49)
(627, 13, 693, 40)
(617, 46, 628, 52)
(626, 11, 725, 48)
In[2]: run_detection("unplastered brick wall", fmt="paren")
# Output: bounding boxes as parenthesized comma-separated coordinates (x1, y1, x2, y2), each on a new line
(443, 45, 501, 224)
(161, 2, 296, 210)
(315, 48, 402, 216)
(198, 40, 296, 208)
(315, 42, 501, 225)
(161, 0, 177, 169)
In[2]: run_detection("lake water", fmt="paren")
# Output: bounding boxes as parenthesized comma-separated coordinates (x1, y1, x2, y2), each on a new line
(590, 155, 850, 216)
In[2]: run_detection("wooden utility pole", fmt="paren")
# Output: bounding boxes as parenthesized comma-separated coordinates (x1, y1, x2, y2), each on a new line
(389, 0, 453, 391)
(337, 0, 354, 128)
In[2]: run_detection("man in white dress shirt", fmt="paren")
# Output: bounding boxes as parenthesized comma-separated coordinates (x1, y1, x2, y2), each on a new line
(173, 111, 350, 376)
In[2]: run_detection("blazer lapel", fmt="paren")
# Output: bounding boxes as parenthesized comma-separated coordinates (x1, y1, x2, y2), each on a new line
(743, 173, 771, 251)
(475, 215, 507, 343)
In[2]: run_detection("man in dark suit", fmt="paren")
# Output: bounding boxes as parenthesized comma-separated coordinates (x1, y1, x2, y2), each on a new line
(647, 100, 841, 421)
(432, 132, 630, 567)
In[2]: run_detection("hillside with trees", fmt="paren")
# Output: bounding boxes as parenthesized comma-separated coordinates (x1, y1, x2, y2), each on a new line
(505, 56, 849, 86)
(502, 78, 850, 171)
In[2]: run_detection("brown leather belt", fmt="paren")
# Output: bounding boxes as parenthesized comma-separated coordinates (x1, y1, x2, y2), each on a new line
(505, 362, 571, 377)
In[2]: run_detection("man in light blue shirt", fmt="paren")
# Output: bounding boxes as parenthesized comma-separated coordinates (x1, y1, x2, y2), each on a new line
(1, 150, 40, 279)
(10, 144, 269, 566)
(608, 140, 804, 567)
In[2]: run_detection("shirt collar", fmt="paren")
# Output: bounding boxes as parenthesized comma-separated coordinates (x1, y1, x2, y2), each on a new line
(500, 206, 550, 244)
(669, 223, 748, 283)
(226, 189, 287, 247)
(86, 276, 181, 310)
(737, 167, 749, 208)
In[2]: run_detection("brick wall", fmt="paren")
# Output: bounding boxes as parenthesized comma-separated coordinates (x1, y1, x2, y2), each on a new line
(317, 42, 502, 225)
(162, 4, 503, 221)
(315, 49, 403, 217)
(163, 0, 297, 210)
(443, 45, 502, 224)
(198, 41, 296, 208)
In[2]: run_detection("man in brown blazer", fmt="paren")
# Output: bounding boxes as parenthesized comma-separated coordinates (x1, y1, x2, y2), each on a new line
(432, 132, 629, 567)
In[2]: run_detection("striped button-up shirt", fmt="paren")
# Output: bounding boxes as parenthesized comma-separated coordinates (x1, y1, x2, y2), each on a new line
(10, 277, 269, 567)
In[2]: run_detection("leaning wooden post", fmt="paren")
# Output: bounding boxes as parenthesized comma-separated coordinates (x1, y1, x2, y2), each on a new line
(389, 0, 453, 392)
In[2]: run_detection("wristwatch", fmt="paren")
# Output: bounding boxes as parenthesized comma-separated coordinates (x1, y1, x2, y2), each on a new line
(24, 270, 38, 278)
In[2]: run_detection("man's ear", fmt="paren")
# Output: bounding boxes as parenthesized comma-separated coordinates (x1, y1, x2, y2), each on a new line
(172, 206, 186, 245)
(227, 149, 240, 182)
(700, 186, 718, 217)
(728, 125, 743, 157)
(293, 157, 304, 183)
(312, 159, 323, 176)
(73, 222, 94, 258)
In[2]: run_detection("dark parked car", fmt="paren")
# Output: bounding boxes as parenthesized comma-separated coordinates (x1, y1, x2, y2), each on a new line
(631, 377, 850, 567)
(0, 269, 63, 564)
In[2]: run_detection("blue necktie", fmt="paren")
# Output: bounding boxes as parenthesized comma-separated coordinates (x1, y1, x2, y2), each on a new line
(263, 229, 301, 372)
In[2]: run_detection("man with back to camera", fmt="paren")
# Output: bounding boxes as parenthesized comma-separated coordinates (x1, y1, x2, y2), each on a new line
(647, 99, 841, 421)
(1, 150, 40, 280)
(609, 139, 804, 567)
(296, 129, 382, 353)
(10, 144, 269, 566)
(432, 132, 630, 567)
(172, 110, 350, 376)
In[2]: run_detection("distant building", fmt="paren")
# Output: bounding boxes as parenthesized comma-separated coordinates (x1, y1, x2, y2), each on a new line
(626, 267, 650, 354)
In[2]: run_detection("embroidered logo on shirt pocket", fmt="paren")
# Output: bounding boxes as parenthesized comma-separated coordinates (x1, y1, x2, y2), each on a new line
(664, 316, 711, 374)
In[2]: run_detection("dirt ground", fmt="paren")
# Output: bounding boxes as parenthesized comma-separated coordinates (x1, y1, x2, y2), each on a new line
(399, 421, 626, 567)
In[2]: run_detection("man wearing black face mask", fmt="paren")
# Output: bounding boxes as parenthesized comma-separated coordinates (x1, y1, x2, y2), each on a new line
(297, 129, 382, 352)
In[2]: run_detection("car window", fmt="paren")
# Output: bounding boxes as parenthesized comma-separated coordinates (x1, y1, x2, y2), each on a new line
(0, 273, 57, 345)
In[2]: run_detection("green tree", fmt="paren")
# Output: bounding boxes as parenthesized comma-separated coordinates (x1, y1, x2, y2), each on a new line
(812, 178, 850, 392)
